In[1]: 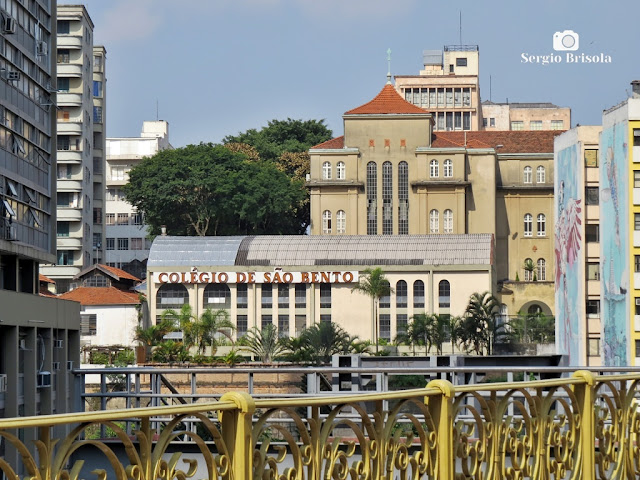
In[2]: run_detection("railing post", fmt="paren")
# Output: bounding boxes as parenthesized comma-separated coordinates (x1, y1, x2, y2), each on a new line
(220, 391, 256, 479)
(572, 370, 596, 480)
(426, 379, 456, 480)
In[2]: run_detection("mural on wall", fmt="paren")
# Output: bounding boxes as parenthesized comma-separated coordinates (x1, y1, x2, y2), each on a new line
(555, 143, 584, 365)
(600, 122, 629, 366)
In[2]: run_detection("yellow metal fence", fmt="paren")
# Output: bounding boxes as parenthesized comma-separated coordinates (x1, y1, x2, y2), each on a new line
(1, 370, 639, 479)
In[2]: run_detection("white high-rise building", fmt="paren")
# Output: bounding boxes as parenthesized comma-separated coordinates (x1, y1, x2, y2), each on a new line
(105, 121, 171, 279)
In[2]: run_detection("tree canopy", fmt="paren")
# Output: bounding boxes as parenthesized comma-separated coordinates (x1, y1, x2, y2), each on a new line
(124, 143, 308, 236)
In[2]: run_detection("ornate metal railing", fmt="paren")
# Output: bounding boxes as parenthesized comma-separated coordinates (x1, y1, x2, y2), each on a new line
(1, 370, 640, 479)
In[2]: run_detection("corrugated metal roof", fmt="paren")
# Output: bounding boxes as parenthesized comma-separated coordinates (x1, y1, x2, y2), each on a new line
(148, 235, 493, 267)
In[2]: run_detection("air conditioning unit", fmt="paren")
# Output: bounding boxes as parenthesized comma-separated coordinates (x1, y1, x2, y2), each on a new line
(37, 371, 51, 388)
(36, 41, 47, 56)
(0, 374, 7, 393)
(6, 71, 20, 81)
(54, 339, 64, 348)
(2, 16, 16, 34)
(52, 362, 60, 371)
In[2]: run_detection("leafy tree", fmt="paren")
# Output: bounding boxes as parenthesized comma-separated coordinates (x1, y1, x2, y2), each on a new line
(398, 313, 450, 355)
(298, 322, 354, 365)
(243, 324, 284, 364)
(460, 292, 507, 355)
(510, 311, 555, 344)
(351, 268, 393, 353)
(134, 319, 174, 361)
(124, 143, 308, 236)
(152, 340, 190, 363)
(397, 314, 429, 355)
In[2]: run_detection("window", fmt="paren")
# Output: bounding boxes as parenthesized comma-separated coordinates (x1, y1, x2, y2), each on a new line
(635, 129, 640, 147)
(537, 214, 546, 236)
(413, 280, 425, 308)
(587, 262, 600, 280)
(278, 315, 289, 337)
(93, 207, 102, 224)
(93, 233, 102, 248)
(84, 274, 108, 288)
(111, 166, 126, 181)
(57, 250, 72, 266)
(382, 161, 393, 234)
(397, 314, 408, 335)
(204, 284, 231, 309)
(430, 159, 439, 178)
(295, 284, 306, 308)
(536, 166, 545, 183)
(94, 54, 103, 69)
(132, 212, 143, 225)
(430, 209, 439, 233)
(57, 164, 72, 179)
(93, 81, 103, 98)
(336, 210, 346, 234)
(483, 118, 488, 127)
(322, 210, 332, 234)
(131, 238, 143, 250)
(261, 315, 272, 328)
(586, 300, 600, 318)
(106, 238, 114, 250)
(490, 118, 496, 127)
(278, 284, 289, 308)
(57, 78, 69, 92)
(367, 162, 377, 235)
(322, 161, 332, 180)
(237, 284, 248, 309)
(117, 213, 128, 225)
(396, 280, 407, 308)
(379, 314, 391, 341)
(524, 258, 534, 281)
(80, 314, 97, 336)
(106, 213, 115, 225)
(550, 120, 564, 130)
(336, 161, 345, 180)
(511, 121, 524, 131)
(57, 222, 69, 237)
(261, 284, 272, 308)
(58, 20, 70, 34)
(456, 57, 467, 67)
(295, 315, 306, 336)
(635, 213, 640, 231)
(588, 338, 600, 356)
(636, 255, 640, 273)
(537, 258, 546, 281)
(438, 280, 450, 308)
(635, 171, 640, 188)
(524, 214, 533, 237)
(93, 106, 103, 124)
(398, 162, 409, 235)
(444, 159, 453, 178)
(585, 149, 599, 167)
(117, 238, 128, 250)
(236, 315, 248, 337)
(157, 284, 188, 309)
(586, 187, 599, 205)
(586, 224, 599, 243)
(320, 314, 331, 324)
(320, 284, 331, 308)
(444, 209, 453, 233)
(523, 166, 532, 183)
(380, 289, 390, 309)
(530, 121, 542, 131)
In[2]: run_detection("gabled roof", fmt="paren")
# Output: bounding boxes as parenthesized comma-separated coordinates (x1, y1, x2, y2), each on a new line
(311, 136, 345, 150)
(431, 131, 563, 154)
(59, 287, 141, 306)
(39, 273, 55, 284)
(73, 264, 141, 283)
(344, 84, 427, 115)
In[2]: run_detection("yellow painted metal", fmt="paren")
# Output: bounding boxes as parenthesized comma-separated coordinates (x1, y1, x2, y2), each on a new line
(2, 372, 640, 479)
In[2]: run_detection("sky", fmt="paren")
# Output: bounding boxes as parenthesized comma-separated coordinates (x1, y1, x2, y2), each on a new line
(60, 0, 640, 148)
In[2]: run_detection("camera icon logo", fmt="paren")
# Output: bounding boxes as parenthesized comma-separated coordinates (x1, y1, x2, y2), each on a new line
(553, 30, 579, 51)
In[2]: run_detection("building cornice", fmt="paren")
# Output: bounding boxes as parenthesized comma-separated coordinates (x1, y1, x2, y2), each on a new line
(309, 148, 359, 155)
(411, 180, 471, 188)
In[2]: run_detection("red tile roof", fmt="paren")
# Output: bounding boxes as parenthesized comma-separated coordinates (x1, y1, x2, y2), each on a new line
(39, 273, 55, 284)
(310, 136, 345, 150)
(39, 289, 57, 297)
(431, 130, 563, 153)
(344, 84, 427, 115)
(59, 286, 140, 306)
(99, 264, 141, 282)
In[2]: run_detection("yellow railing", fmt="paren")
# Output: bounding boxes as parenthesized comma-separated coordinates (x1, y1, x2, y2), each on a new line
(1, 370, 640, 479)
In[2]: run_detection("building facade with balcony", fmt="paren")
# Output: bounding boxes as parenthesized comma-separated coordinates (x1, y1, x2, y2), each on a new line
(92, 46, 106, 266)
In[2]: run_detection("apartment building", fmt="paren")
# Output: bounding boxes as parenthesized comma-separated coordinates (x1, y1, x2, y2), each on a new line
(40, 5, 105, 293)
(482, 101, 570, 131)
(105, 121, 171, 280)
(92, 45, 106, 265)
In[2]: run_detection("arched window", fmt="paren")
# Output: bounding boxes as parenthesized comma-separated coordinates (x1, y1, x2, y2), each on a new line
(413, 280, 425, 308)
(156, 284, 188, 310)
(396, 280, 407, 308)
(524, 258, 534, 281)
(367, 162, 377, 234)
(204, 284, 231, 309)
(429, 209, 439, 233)
(336, 161, 345, 180)
(528, 304, 543, 315)
(336, 210, 346, 234)
(498, 304, 508, 325)
(398, 161, 409, 234)
(438, 280, 450, 308)
(444, 159, 453, 178)
(322, 161, 332, 180)
(322, 210, 332, 234)
(443, 209, 453, 233)
(524, 213, 533, 237)
(537, 258, 546, 281)
(430, 159, 439, 178)
(382, 161, 393, 234)
(537, 213, 546, 236)
(523, 166, 532, 184)
(536, 165, 545, 183)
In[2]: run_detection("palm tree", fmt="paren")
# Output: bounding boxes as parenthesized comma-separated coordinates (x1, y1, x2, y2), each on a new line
(298, 322, 353, 365)
(196, 308, 235, 355)
(463, 291, 506, 355)
(134, 319, 174, 361)
(397, 314, 429, 355)
(351, 267, 393, 353)
(243, 324, 284, 363)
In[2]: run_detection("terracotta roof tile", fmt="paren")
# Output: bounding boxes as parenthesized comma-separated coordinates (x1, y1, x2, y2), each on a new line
(99, 264, 141, 282)
(310, 136, 345, 150)
(59, 286, 141, 306)
(431, 130, 563, 153)
(345, 84, 427, 115)
(39, 273, 55, 284)
(39, 289, 57, 297)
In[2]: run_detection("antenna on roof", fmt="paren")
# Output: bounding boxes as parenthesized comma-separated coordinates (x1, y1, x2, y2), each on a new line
(490, 75, 492, 102)
(156, 99, 159, 121)
(459, 11, 462, 45)
(386, 48, 392, 84)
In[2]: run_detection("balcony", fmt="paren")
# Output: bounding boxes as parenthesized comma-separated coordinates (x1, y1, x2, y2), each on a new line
(57, 179, 83, 191)
(56, 236, 82, 249)
(56, 92, 82, 106)
(57, 63, 83, 78)
(56, 150, 82, 163)
(56, 208, 82, 222)
(57, 122, 83, 135)
(57, 36, 83, 49)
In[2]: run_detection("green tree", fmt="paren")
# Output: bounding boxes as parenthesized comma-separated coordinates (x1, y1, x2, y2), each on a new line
(397, 314, 429, 355)
(134, 319, 174, 361)
(461, 292, 507, 355)
(510, 311, 555, 344)
(297, 322, 354, 365)
(123, 143, 308, 236)
(523, 259, 535, 281)
(243, 324, 284, 364)
(351, 267, 393, 353)
(161, 304, 235, 355)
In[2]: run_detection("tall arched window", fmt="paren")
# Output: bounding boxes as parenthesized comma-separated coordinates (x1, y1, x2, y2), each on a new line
(537, 213, 546, 236)
(396, 280, 407, 308)
(366, 162, 377, 235)
(443, 209, 453, 233)
(537, 258, 546, 281)
(413, 280, 425, 308)
(398, 161, 409, 234)
(524, 213, 533, 237)
(430, 159, 439, 178)
(322, 161, 332, 180)
(336, 161, 345, 180)
(524, 258, 534, 281)
(204, 284, 231, 309)
(438, 280, 450, 308)
(429, 209, 439, 233)
(444, 159, 453, 177)
(156, 284, 188, 310)
(523, 166, 532, 183)
(336, 210, 346, 234)
(382, 161, 393, 234)
(536, 165, 545, 183)
(322, 210, 332, 234)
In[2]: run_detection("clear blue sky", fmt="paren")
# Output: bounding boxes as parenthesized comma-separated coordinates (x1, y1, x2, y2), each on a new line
(61, 0, 639, 148)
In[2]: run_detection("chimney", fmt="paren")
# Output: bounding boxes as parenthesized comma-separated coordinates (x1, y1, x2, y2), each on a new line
(632, 80, 640, 98)
(161, 225, 167, 236)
